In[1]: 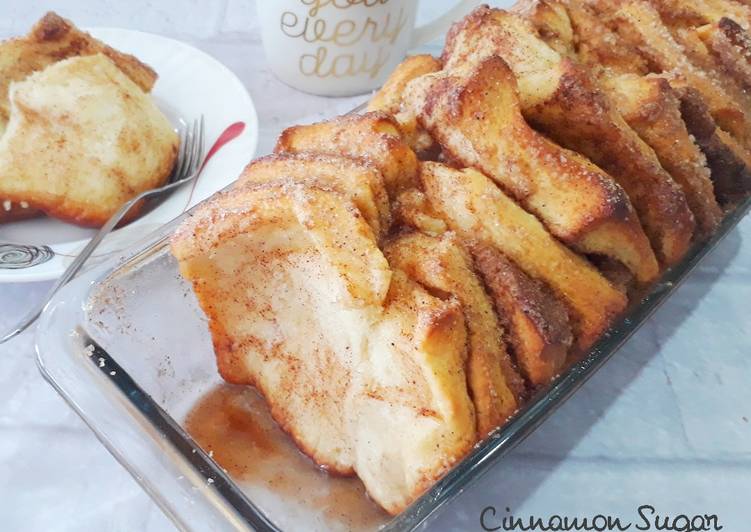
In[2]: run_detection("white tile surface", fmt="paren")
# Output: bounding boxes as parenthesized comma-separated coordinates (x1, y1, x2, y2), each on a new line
(0, 1, 749, 531)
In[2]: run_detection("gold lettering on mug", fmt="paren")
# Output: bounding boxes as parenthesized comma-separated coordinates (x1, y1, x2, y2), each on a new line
(302, 0, 390, 18)
(300, 45, 390, 79)
(279, 0, 408, 80)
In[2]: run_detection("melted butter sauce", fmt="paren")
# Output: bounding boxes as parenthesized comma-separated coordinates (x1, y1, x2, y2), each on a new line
(185, 384, 387, 530)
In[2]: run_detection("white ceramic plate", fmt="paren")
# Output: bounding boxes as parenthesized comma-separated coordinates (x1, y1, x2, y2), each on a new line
(0, 28, 259, 283)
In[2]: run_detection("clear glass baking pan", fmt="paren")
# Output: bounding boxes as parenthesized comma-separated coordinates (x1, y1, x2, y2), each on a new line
(35, 191, 751, 531)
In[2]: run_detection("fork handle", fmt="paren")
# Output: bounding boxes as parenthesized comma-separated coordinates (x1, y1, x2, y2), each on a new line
(1, 195, 142, 344)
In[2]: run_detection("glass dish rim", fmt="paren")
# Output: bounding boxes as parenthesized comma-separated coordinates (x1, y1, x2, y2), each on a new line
(35, 194, 751, 531)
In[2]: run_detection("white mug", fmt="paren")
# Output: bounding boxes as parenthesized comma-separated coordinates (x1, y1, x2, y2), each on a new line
(257, 0, 477, 97)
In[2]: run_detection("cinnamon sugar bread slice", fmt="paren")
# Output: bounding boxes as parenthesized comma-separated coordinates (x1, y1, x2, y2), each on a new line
(368, 54, 442, 158)
(600, 73, 722, 234)
(404, 54, 659, 282)
(419, 162, 627, 350)
(473, 243, 573, 387)
(0, 11, 157, 130)
(171, 182, 477, 515)
(238, 153, 391, 239)
(676, 85, 751, 201)
(393, 187, 574, 386)
(385, 231, 524, 437)
(442, 6, 695, 266)
(275, 112, 418, 198)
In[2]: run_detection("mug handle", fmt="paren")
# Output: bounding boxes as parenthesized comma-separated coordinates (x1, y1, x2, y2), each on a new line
(410, 0, 478, 48)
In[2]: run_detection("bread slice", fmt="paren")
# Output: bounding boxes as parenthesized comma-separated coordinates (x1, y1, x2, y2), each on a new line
(0, 11, 157, 130)
(350, 269, 476, 514)
(386, 231, 524, 437)
(419, 162, 627, 350)
(393, 186, 575, 385)
(172, 181, 477, 515)
(675, 85, 751, 202)
(238, 153, 391, 239)
(0, 54, 177, 227)
(612, 1, 751, 149)
(601, 73, 722, 234)
(697, 18, 751, 89)
(473, 243, 573, 387)
(275, 112, 418, 199)
(405, 54, 659, 282)
(442, 6, 695, 266)
(393, 188, 449, 236)
(368, 55, 443, 159)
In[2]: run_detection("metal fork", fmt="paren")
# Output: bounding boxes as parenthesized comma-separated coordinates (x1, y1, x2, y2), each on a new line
(1, 116, 205, 344)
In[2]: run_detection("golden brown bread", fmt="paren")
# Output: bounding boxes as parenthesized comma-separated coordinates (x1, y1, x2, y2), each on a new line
(442, 5, 695, 266)
(600, 73, 722, 234)
(0, 11, 157, 129)
(392, 185, 575, 384)
(172, 181, 477, 514)
(238, 153, 391, 239)
(368, 55, 443, 116)
(696, 18, 751, 89)
(393, 188, 449, 236)
(473, 243, 573, 387)
(676, 85, 751, 201)
(275, 112, 418, 199)
(368, 55, 443, 159)
(419, 162, 627, 350)
(386, 231, 524, 437)
(0, 54, 177, 227)
(611, 1, 751, 149)
(405, 54, 659, 282)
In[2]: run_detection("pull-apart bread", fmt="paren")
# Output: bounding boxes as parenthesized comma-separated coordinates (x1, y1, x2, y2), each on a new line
(238, 153, 391, 239)
(275, 112, 418, 198)
(0, 12, 156, 130)
(0, 12, 176, 227)
(173, 0, 750, 517)
(0, 54, 177, 227)
(417, 162, 627, 350)
(392, 187, 574, 387)
(367, 54, 442, 158)
(521, 0, 749, 206)
(441, 6, 695, 266)
(172, 182, 477, 514)
(385, 231, 524, 437)
(517, 1, 723, 234)
(403, 54, 659, 282)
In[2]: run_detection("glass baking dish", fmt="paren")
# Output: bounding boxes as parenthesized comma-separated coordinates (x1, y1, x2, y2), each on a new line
(35, 191, 751, 531)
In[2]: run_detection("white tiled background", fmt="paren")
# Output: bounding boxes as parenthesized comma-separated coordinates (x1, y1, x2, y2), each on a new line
(1, 1, 750, 531)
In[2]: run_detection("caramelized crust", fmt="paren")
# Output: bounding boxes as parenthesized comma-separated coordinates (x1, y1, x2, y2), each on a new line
(0, 200, 41, 223)
(0, 11, 157, 127)
(368, 55, 443, 159)
(368, 55, 443, 115)
(442, 5, 695, 265)
(419, 162, 627, 349)
(697, 18, 751, 89)
(386, 231, 524, 437)
(601, 73, 722, 234)
(513, 0, 578, 57)
(405, 54, 658, 282)
(473, 243, 573, 387)
(612, 1, 751, 149)
(676, 85, 751, 201)
(238, 153, 391, 239)
(275, 112, 418, 199)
